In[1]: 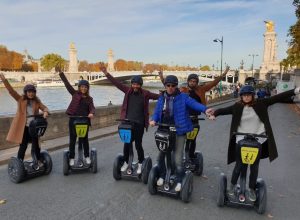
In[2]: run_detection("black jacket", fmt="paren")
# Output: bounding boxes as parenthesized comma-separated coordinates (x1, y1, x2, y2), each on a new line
(214, 89, 296, 164)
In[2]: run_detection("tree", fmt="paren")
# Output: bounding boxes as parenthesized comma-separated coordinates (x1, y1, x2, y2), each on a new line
(200, 65, 211, 71)
(0, 45, 23, 71)
(282, 0, 300, 68)
(41, 53, 66, 71)
(78, 60, 89, 71)
(115, 59, 127, 71)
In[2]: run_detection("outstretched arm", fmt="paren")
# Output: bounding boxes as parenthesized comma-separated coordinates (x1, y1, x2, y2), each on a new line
(185, 96, 209, 114)
(158, 70, 165, 85)
(101, 67, 129, 93)
(200, 66, 230, 92)
(59, 72, 76, 95)
(264, 88, 299, 106)
(0, 73, 21, 101)
(214, 104, 234, 117)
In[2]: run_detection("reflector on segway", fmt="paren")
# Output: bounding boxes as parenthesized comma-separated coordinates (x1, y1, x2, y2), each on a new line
(75, 124, 88, 138)
(118, 123, 133, 143)
(186, 127, 199, 140)
(241, 147, 259, 165)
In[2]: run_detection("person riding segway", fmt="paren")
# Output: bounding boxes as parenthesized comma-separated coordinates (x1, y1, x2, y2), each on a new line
(113, 119, 152, 184)
(211, 84, 300, 214)
(148, 75, 213, 202)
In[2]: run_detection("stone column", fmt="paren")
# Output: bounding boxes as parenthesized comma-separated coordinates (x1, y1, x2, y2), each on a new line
(107, 49, 115, 72)
(68, 42, 78, 73)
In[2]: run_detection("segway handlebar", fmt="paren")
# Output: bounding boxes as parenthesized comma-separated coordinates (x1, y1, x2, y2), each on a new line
(190, 115, 205, 121)
(155, 122, 182, 128)
(26, 114, 49, 118)
(68, 115, 89, 118)
(232, 132, 268, 139)
(116, 118, 140, 124)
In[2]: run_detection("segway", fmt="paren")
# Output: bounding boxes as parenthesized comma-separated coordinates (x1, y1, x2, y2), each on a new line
(63, 116, 97, 175)
(7, 115, 52, 183)
(148, 123, 193, 203)
(217, 132, 267, 214)
(184, 116, 204, 176)
(113, 119, 152, 184)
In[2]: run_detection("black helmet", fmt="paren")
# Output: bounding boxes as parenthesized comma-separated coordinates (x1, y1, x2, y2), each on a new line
(78, 80, 90, 88)
(131, 75, 143, 86)
(187, 74, 199, 83)
(239, 85, 255, 96)
(164, 75, 178, 85)
(23, 84, 36, 94)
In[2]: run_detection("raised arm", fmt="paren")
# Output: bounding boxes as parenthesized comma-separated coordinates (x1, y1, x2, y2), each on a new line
(148, 91, 160, 100)
(200, 66, 230, 92)
(158, 70, 165, 85)
(0, 73, 21, 101)
(101, 67, 129, 93)
(59, 72, 76, 95)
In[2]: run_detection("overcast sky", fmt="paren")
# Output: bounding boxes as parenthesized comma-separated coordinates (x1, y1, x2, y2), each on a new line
(0, 0, 296, 69)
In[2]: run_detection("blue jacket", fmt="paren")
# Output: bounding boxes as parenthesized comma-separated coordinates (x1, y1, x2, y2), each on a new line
(151, 92, 207, 135)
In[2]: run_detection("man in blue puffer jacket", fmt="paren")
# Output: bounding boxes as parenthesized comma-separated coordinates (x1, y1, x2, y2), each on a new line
(149, 75, 213, 192)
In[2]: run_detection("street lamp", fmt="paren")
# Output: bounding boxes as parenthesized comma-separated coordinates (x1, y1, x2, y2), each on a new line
(213, 36, 223, 96)
(249, 54, 258, 77)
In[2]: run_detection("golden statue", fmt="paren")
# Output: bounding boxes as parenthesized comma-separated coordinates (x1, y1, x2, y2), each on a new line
(69, 42, 76, 49)
(264, 20, 274, 32)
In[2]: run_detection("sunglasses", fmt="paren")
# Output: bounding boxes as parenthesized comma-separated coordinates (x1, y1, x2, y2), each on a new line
(166, 84, 176, 88)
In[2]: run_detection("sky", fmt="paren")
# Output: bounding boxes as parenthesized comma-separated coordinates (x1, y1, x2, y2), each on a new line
(0, 0, 296, 70)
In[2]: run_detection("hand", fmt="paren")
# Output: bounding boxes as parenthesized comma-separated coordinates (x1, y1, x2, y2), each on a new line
(208, 115, 216, 120)
(0, 73, 5, 81)
(100, 66, 108, 76)
(88, 113, 94, 119)
(149, 120, 156, 127)
(205, 108, 214, 116)
(222, 66, 230, 76)
(43, 111, 49, 119)
(158, 70, 163, 77)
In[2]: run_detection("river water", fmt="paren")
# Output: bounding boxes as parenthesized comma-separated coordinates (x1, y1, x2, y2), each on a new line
(0, 84, 163, 116)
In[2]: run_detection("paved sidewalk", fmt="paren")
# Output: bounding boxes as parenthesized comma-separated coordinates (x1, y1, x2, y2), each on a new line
(0, 98, 236, 165)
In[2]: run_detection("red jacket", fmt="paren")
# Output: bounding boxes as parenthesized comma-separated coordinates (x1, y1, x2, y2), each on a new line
(105, 72, 159, 128)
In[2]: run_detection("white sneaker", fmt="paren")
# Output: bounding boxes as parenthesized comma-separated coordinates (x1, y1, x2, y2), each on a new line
(69, 159, 75, 166)
(175, 183, 182, 192)
(121, 162, 128, 172)
(85, 157, 91, 165)
(137, 163, 142, 174)
(157, 178, 164, 186)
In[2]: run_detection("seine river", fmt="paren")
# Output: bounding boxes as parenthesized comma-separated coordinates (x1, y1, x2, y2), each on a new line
(0, 84, 163, 116)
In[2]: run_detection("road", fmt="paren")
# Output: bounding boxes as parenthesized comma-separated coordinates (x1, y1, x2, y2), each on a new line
(1, 101, 300, 220)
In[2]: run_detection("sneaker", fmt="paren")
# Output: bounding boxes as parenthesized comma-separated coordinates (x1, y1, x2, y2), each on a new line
(248, 189, 257, 202)
(137, 163, 142, 174)
(69, 159, 75, 166)
(121, 162, 128, 172)
(175, 183, 182, 192)
(228, 184, 235, 196)
(157, 178, 164, 186)
(85, 157, 91, 165)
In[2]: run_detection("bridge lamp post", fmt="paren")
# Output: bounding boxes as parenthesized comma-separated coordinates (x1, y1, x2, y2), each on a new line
(213, 36, 223, 96)
(249, 54, 258, 77)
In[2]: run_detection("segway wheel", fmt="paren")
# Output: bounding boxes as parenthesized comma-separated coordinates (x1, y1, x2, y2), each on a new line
(217, 173, 227, 207)
(194, 152, 203, 176)
(91, 148, 97, 173)
(141, 157, 152, 184)
(181, 171, 193, 203)
(255, 178, 267, 214)
(40, 150, 52, 175)
(148, 165, 159, 195)
(7, 157, 25, 183)
(113, 154, 124, 180)
(63, 150, 70, 176)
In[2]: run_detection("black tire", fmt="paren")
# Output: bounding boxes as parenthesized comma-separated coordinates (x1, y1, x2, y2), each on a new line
(91, 148, 97, 173)
(255, 178, 267, 214)
(217, 173, 227, 207)
(181, 171, 194, 203)
(141, 157, 152, 184)
(148, 165, 159, 195)
(7, 157, 25, 183)
(113, 154, 124, 181)
(194, 152, 203, 176)
(40, 151, 52, 175)
(63, 150, 70, 176)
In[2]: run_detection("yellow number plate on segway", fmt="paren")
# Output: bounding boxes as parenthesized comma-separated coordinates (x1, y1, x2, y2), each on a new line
(75, 125, 88, 138)
(186, 127, 199, 140)
(241, 147, 259, 165)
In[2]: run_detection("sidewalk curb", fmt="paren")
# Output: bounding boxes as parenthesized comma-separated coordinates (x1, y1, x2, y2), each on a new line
(0, 98, 236, 166)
